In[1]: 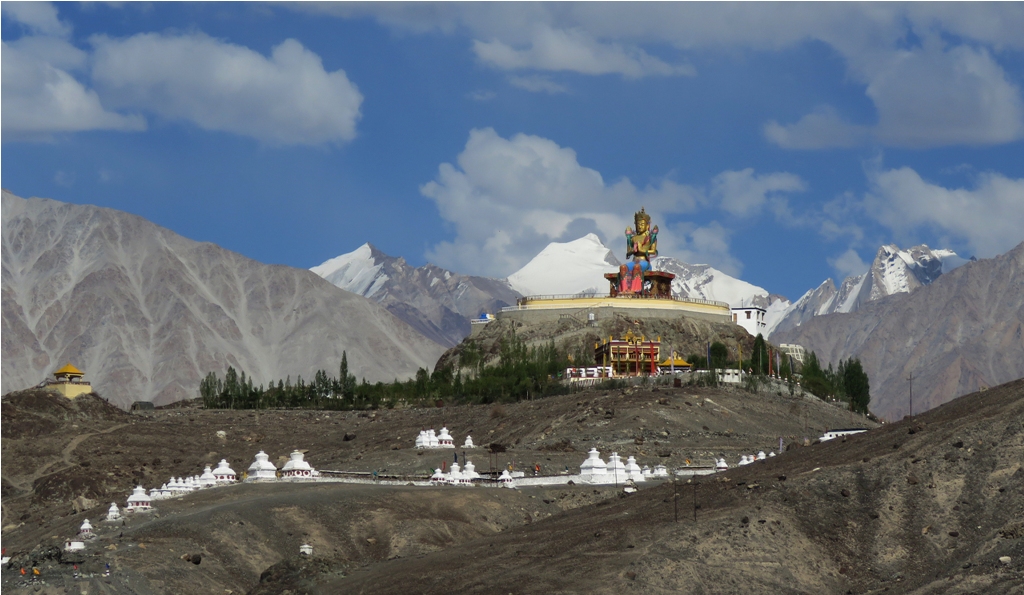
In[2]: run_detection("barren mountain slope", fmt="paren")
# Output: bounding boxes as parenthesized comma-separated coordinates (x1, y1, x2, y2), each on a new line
(1, 191, 445, 407)
(775, 242, 1024, 420)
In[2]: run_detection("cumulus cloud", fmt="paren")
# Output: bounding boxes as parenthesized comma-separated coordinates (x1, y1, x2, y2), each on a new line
(2, 38, 146, 140)
(508, 74, 569, 94)
(473, 25, 694, 79)
(710, 168, 806, 217)
(1, 1, 70, 37)
(664, 221, 744, 277)
(89, 33, 363, 145)
(420, 128, 702, 277)
(763, 106, 870, 149)
(828, 248, 870, 279)
(864, 166, 1024, 258)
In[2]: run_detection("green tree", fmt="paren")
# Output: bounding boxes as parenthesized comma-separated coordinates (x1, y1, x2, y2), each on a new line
(751, 334, 769, 375)
(709, 342, 728, 369)
(843, 358, 871, 414)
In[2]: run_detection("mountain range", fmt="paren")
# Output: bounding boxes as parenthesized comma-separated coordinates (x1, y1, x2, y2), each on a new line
(774, 241, 1023, 421)
(1, 191, 445, 408)
(310, 243, 521, 347)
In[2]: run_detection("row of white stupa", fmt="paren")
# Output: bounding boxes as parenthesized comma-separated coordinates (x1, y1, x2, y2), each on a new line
(121, 450, 321, 513)
(427, 449, 673, 487)
(415, 428, 474, 449)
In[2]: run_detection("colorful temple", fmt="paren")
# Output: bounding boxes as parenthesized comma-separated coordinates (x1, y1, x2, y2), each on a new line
(45, 363, 93, 398)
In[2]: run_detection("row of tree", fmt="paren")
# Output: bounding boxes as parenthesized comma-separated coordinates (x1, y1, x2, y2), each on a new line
(681, 335, 869, 414)
(199, 332, 572, 410)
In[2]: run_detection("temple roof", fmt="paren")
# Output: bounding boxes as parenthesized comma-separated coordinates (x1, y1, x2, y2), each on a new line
(659, 356, 691, 366)
(54, 362, 84, 376)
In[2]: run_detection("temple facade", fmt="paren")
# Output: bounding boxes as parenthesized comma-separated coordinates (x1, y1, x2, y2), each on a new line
(594, 331, 661, 377)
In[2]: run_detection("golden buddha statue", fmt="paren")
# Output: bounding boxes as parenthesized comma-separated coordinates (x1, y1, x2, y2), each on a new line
(626, 207, 658, 272)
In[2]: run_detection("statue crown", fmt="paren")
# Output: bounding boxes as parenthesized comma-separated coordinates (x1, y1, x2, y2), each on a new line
(634, 207, 651, 228)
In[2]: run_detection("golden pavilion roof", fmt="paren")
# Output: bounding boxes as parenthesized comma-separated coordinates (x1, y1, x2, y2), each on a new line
(54, 363, 84, 376)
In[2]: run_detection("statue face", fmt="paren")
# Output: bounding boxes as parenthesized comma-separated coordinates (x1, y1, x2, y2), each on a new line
(636, 218, 649, 234)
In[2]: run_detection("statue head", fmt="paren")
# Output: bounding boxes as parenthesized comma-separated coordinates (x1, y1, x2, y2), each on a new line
(634, 207, 651, 234)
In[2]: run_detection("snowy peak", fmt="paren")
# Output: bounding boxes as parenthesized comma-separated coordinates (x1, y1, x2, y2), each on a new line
(652, 258, 769, 308)
(507, 234, 620, 296)
(312, 244, 520, 347)
(767, 243, 965, 337)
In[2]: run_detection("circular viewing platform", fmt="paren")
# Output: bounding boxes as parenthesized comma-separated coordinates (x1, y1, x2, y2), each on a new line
(497, 293, 732, 325)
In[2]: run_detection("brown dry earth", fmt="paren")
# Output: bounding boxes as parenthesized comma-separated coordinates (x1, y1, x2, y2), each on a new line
(2, 380, 1019, 594)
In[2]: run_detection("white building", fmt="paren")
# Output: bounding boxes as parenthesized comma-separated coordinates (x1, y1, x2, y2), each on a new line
(247, 451, 278, 481)
(820, 428, 868, 442)
(779, 343, 807, 365)
(300, 544, 313, 556)
(106, 503, 121, 522)
(731, 306, 767, 337)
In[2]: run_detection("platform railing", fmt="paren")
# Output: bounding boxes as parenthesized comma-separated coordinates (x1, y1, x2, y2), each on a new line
(500, 294, 730, 312)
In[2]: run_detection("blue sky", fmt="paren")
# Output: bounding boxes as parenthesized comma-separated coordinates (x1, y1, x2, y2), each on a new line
(3, 2, 1023, 301)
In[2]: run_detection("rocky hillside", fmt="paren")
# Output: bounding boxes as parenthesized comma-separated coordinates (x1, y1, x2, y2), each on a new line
(775, 241, 1024, 420)
(1, 191, 446, 408)
(311, 243, 520, 347)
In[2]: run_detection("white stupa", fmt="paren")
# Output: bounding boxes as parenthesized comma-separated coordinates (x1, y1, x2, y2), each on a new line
(199, 465, 217, 487)
(426, 429, 439, 448)
(213, 459, 236, 483)
(300, 544, 313, 556)
(106, 503, 121, 522)
(652, 464, 669, 478)
(642, 464, 652, 478)
(607, 453, 627, 483)
(126, 485, 152, 512)
(65, 541, 85, 552)
(463, 460, 480, 480)
(625, 456, 645, 482)
(437, 427, 455, 448)
(448, 462, 464, 485)
(738, 455, 751, 466)
(716, 458, 729, 472)
(463, 435, 475, 448)
(580, 448, 608, 479)
(247, 451, 278, 481)
(430, 467, 446, 482)
(768, 451, 776, 458)
(497, 469, 515, 487)
(757, 451, 767, 460)
(281, 450, 317, 480)
(79, 519, 94, 538)
(415, 431, 427, 449)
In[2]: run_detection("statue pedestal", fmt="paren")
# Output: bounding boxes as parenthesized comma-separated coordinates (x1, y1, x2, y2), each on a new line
(605, 271, 675, 298)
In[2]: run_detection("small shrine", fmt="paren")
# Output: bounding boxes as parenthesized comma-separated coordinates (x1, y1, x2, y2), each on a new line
(199, 465, 218, 487)
(78, 519, 95, 538)
(106, 503, 121, 522)
(603, 207, 675, 298)
(625, 456, 645, 482)
(281, 450, 318, 480)
(48, 363, 93, 399)
(300, 544, 314, 556)
(463, 435, 475, 448)
(437, 427, 455, 448)
(594, 331, 661, 376)
(126, 485, 152, 512)
(213, 459, 237, 483)
(247, 451, 278, 481)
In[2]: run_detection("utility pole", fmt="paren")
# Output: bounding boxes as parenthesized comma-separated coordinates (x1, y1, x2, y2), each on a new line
(692, 480, 699, 523)
(674, 480, 679, 523)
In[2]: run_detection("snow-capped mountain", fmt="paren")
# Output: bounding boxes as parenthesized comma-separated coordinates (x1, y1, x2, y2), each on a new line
(507, 234, 620, 297)
(312, 244, 521, 347)
(768, 243, 969, 336)
(652, 258, 771, 308)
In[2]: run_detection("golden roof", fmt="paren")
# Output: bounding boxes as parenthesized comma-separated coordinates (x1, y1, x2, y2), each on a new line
(660, 356, 691, 367)
(54, 363, 84, 376)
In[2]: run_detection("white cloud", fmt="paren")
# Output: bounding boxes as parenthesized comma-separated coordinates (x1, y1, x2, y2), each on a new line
(664, 221, 743, 276)
(1, 2, 71, 37)
(508, 74, 569, 94)
(467, 89, 497, 101)
(1, 38, 146, 140)
(763, 106, 869, 149)
(866, 42, 1024, 147)
(828, 249, 869, 279)
(710, 168, 806, 217)
(89, 33, 363, 145)
(301, 3, 1024, 148)
(864, 166, 1024, 258)
(420, 128, 702, 277)
(473, 25, 694, 79)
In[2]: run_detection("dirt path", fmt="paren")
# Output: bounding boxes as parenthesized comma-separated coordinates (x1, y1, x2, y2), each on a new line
(4, 422, 129, 496)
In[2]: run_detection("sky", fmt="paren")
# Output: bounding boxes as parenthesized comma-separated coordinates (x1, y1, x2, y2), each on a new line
(3, 2, 1023, 301)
